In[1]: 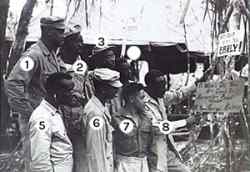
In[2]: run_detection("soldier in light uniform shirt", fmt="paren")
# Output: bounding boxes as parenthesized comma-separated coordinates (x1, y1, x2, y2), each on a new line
(80, 68, 123, 172)
(5, 16, 66, 171)
(29, 72, 74, 172)
(143, 69, 206, 172)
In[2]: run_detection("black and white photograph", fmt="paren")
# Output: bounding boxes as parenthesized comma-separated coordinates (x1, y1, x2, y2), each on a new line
(0, 0, 249, 172)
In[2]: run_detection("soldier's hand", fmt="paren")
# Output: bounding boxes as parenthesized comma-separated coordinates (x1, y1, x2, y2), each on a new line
(195, 67, 213, 85)
(186, 114, 201, 127)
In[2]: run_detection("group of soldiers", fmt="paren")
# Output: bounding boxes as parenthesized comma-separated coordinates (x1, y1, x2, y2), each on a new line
(4, 16, 210, 172)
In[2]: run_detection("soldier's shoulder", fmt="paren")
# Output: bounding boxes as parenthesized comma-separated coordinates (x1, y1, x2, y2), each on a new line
(22, 42, 44, 59)
(29, 106, 50, 126)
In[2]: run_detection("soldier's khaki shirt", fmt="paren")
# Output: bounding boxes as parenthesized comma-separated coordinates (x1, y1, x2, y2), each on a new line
(81, 96, 114, 172)
(6, 40, 65, 119)
(29, 99, 73, 172)
(142, 84, 196, 172)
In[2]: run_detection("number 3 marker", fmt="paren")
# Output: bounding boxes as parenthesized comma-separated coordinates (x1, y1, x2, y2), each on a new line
(89, 116, 104, 130)
(96, 36, 108, 48)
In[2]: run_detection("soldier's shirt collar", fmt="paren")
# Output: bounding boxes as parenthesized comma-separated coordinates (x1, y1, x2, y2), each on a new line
(92, 96, 106, 114)
(143, 91, 159, 106)
(40, 99, 59, 116)
(37, 39, 52, 56)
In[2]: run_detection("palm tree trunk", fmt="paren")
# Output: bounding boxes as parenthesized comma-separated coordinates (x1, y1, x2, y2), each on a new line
(0, 0, 10, 133)
(6, 0, 37, 76)
(246, 0, 250, 158)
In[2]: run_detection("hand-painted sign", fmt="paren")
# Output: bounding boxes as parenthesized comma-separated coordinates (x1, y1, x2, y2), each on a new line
(217, 29, 244, 57)
(194, 80, 244, 112)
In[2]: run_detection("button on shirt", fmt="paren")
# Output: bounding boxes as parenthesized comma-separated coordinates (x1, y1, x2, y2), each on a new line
(6, 40, 66, 119)
(29, 99, 73, 172)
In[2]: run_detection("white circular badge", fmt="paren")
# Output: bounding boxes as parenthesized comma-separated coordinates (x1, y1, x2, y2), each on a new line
(20, 57, 34, 71)
(72, 60, 87, 75)
(127, 46, 141, 60)
(119, 119, 134, 134)
(159, 120, 174, 135)
(89, 116, 104, 130)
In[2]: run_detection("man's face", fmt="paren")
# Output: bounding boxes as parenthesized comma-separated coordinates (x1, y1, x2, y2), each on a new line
(103, 50, 116, 69)
(103, 84, 119, 100)
(131, 90, 146, 111)
(152, 76, 166, 98)
(56, 79, 75, 106)
(68, 34, 83, 54)
(50, 28, 65, 46)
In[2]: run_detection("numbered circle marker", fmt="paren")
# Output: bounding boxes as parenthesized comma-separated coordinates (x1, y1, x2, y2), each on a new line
(89, 116, 104, 130)
(159, 120, 174, 135)
(127, 46, 141, 60)
(95, 36, 108, 48)
(119, 119, 134, 134)
(36, 120, 47, 131)
(72, 60, 87, 75)
(20, 57, 34, 71)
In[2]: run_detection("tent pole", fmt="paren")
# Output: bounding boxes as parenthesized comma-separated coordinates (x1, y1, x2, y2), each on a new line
(50, 0, 54, 16)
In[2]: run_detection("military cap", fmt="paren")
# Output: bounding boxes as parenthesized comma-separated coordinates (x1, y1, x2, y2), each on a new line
(92, 46, 115, 56)
(64, 24, 81, 38)
(93, 68, 123, 88)
(40, 16, 65, 29)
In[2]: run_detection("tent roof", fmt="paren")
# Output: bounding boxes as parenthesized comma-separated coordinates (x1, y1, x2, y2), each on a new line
(7, 0, 212, 52)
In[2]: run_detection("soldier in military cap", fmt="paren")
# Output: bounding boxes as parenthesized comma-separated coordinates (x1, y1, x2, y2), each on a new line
(5, 16, 66, 172)
(89, 46, 117, 70)
(80, 68, 123, 172)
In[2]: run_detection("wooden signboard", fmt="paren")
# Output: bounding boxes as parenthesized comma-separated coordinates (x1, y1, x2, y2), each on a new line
(194, 80, 245, 113)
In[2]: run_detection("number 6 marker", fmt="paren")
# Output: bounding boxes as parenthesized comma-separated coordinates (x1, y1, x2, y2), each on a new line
(89, 116, 104, 130)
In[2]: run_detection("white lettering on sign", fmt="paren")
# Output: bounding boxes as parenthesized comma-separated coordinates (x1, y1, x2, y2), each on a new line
(217, 29, 244, 57)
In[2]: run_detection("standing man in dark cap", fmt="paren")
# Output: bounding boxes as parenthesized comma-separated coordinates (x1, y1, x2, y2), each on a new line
(59, 24, 94, 172)
(80, 68, 122, 172)
(5, 16, 66, 171)
(89, 46, 117, 70)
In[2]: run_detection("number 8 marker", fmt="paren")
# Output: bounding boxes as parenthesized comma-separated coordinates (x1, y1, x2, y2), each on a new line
(159, 120, 174, 135)
(89, 116, 104, 130)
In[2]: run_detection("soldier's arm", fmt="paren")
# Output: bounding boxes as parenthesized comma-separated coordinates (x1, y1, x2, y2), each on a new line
(164, 67, 212, 106)
(163, 84, 196, 106)
(29, 117, 53, 172)
(5, 55, 38, 118)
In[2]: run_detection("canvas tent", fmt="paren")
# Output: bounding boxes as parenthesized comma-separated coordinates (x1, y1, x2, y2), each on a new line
(7, 0, 212, 52)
